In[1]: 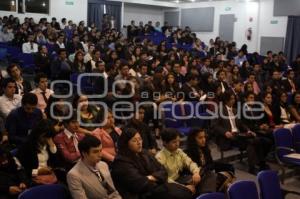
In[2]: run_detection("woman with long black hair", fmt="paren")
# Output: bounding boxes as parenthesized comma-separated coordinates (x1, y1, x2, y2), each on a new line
(185, 128, 235, 192)
(111, 128, 193, 199)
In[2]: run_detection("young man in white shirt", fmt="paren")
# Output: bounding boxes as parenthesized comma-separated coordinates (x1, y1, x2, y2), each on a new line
(30, 73, 54, 113)
(22, 34, 38, 54)
(0, 78, 22, 119)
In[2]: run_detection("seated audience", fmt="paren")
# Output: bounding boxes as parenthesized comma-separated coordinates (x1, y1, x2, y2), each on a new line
(73, 95, 102, 132)
(282, 69, 297, 94)
(92, 110, 122, 163)
(156, 128, 203, 194)
(111, 128, 193, 199)
(0, 25, 14, 42)
(6, 63, 32, 96)
(50, 48, 72, 81)
(181, 74, 202, 101)
(22, 34, 38, 54)
(289, 91, 300, 123)
(16, 119, 59, 185)
(0, 146, 30, 199)
(185, 128, 235, 192)
(0, 78, 22, 119)
(72, 51, 87, 73)
(5, 93, 43, 147)
(273, 91, 296, 128)
(53, 114, 85, 169)
(126, 106, 157, 155)
(212, 91, 269, 174)
(67, 135, 122, 199)
(31, 73, 54, 113)
(45, 95, 71, 122)
(34, 45, 51, 78)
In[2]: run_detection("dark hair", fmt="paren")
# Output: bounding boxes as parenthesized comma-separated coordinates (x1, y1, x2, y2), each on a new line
(38, 45, 46, 52)
(221, 91, 235, 104)
(117, 128, 139, 155)
(6, 63, 21, 76)
(58, 48, 67, 55)
(45, 95, 69, 121)
(34, 72, 48, 84)
(291, 91, 300, 106)
(261, 92, 272, 102)
(1, 77, 16, 89)
(216, 69, 225, 77)
(161, 128, 180, 143)
(29, 119, 55, 152)
(63, 112, 78, 124)
(186, 128, 210, 166)
(247, 72, 256, 78)
(22, 93, 38, 106)
(244, 91, 255, 99)
(185, 73, 198, 82)
(78, 135, 101, 155)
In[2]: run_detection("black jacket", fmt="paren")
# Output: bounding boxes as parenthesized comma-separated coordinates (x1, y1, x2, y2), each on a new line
(0, 153, 30, 196)
(111, 151, 168, 199)
(126, 121, 157, 150)
(16, 140, 59, 178)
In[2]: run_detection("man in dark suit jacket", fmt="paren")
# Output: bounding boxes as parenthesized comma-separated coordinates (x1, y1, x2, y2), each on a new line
(6, 93, 43, 147)
(35, 45, 51, 78)
(50, 49, 72, 81)
(212, 91, 268, 174)
(215, 70, 230, 94)
(282, 69, 297, 94)
(66, 35, 83, 54)
(181, 74, 202, 101)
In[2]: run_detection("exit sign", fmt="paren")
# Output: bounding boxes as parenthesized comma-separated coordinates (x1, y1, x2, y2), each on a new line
(65, 0, 74, 5)
(270, 20, 278, 24)
(225, 7, 232, 11)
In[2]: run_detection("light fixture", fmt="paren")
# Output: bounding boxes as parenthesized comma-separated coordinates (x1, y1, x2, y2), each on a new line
(175, 0, 180, 3)
(42, 2, 46, 7)
(11, 0, 15, 6)
(190, 0, 195, 2)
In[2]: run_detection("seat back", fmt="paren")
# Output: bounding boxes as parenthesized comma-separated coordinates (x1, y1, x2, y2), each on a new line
(18, 184, 69, 199)
(161, 102, 185, 128)
(292, 124, 300, 153)
(257, 170, 282, 199)
(184, 101, 206, 128)
(0, 48, 7, 60)
(228, 180, 259, 199)
(273, 128, 294, 159)
(196, 192, 225, 199)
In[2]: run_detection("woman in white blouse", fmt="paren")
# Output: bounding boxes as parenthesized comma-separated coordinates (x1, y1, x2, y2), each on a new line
(16, 119, 59, 185)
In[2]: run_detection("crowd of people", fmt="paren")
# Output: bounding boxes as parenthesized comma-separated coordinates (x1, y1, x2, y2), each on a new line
(1, 14, 300, 199)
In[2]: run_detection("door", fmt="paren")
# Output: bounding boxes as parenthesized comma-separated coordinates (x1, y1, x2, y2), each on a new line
(219, 14, 235, 42)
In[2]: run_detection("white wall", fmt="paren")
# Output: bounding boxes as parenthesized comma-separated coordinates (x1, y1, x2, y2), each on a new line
(257, 0, 288, 54)
(109, 0, 177, 8)
(0, 0, 88, 24)
(177, 0, 288, 53)
(180, 1, 259, 53)
(123, 3, 164, 26)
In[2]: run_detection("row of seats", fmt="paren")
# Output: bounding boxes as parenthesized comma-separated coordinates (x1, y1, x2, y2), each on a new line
(200, 170, 300, 199)
(18, 170, 297, 199)
(162, 101, 209, 135)
(273, 126, 300, 183)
